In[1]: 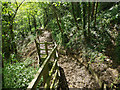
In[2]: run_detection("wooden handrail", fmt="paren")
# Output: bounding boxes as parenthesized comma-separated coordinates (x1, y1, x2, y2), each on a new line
(39, 42, 53, 44)
(27, 45, 58, 90)
(40, 49, 52, 50)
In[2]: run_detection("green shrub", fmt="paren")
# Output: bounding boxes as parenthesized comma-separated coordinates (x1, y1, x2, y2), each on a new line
(3, 58, 38, 89)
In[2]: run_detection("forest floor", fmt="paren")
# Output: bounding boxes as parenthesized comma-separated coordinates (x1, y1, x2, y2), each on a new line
(58, 52, 120, 89)
(19, 30, 120, 89)
(58, 54, 99, 88)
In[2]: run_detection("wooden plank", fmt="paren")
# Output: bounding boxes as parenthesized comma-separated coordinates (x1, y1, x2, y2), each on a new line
(104, 83, 107, 90)
(53, 48, 57, 60)
(43, 65, 49, 84)
(44, 59, 58, 88)
(54, 79, 59, 88)
(45, 42, 48, 56)
(27, 45, 57, 90)
(44, 76, 51, 88)
(40, 49, 46, 50)
(56, 51, 58, 58)
(34, 39, 41, 65)
(40, 49, 52, 50)
(41, 58, 46, 61)
(49, 59, 58, 76)
(50, 69, 58, 89)
(39, 42, 53, 44)
(40, 53, 47, 55)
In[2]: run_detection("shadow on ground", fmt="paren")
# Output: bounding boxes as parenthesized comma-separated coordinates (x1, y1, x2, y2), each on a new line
(58, 67, 69, 90)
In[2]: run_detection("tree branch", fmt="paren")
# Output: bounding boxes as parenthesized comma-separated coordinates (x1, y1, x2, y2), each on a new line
(12, 0, 25, 20)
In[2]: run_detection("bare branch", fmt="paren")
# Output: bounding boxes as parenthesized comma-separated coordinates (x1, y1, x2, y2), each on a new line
(18, 0, 25, 7)
(12, 0, 25, 20)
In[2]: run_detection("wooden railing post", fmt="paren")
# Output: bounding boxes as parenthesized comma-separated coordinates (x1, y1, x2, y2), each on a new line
(45, 41, 48, 56)
(43, 65, 49, 84)
(35, 39, 41, 66)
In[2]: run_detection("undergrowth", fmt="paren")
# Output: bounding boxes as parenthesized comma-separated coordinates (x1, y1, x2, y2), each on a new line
(3, 58, 38, 89)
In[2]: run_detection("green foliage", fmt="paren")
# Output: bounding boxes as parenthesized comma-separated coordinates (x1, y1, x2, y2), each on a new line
(115, 33, 120, 63)
(67, 29, 83, 49)
(2, 2, 120, 88)
(82, 47, 107, 64)
(3, 58, 38, 88)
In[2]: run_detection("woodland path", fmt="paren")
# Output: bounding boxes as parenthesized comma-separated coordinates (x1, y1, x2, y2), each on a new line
(21, 30, 53, 66)
(21, 30, 120, 89)
(21, 30, 99, 88)
(58, 54, 99, 89)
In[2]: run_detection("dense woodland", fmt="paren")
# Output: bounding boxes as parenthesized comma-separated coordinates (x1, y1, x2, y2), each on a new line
(2, 1, 120, 89)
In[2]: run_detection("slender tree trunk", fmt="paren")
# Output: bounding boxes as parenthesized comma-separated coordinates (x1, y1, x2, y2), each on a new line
(9, 0, 25, 59)
(28, 15, 31, 31)
(9, 21, 17, 55)
(52, 5, 63, 33)
(33, 15, 37, 30)
(82, 3, 88, 62)
(44, 8, 49, 28)
(88, 2, 91, 43)
(71, 2, 80, 31)
(39, 19, 42, 27)
(91, 2, 95, 22)
(74, 2, 81, 22)
(94, 2, 98, 30)
(34, 39, 41, 66)
(83, 3, 87, 39)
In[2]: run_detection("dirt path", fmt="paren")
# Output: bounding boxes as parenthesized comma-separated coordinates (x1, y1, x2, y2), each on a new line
(19, 30, 120, 88)
(20, 30, 53, 67)
(58, 54, 99, 89)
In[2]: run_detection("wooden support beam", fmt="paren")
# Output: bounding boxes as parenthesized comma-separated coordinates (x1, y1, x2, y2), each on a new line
(44, 59, 58, 88)
(34, 39, 41, 66)
(39, 42, 53, 44)
(43, 65, 49, 84)
(40, 49, 52, 50)
(45, 41, 48, 56)
(40, 53, 47, 55)
(50, 69, 58, 89)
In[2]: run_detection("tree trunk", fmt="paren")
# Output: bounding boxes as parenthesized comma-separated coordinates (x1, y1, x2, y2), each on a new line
(71, 2, 80, 31)
(39, 18, 42, 27)
(33, 15, 37, 30)
(83, 3, 87, 39)
(44, 8, 49, 28)
(88, 2, 91, 43)
(34, 39, 41, 66)
(94, 2, 98, 30)
(74, 2, 81, 22)
(91, 2, 95, 22)
(52, 5, 63, 33)
(9, 21, 17, 55)
(8, 0, 25, 59)
(28, 15, 31, 31)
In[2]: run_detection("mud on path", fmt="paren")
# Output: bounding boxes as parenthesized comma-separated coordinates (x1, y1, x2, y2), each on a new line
(58, 54, 99, 89)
